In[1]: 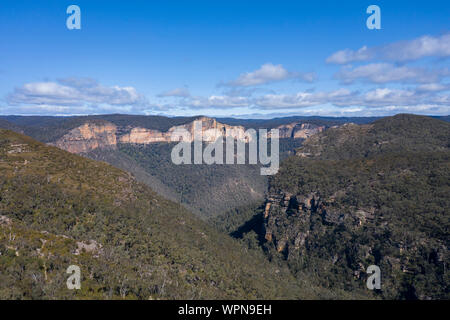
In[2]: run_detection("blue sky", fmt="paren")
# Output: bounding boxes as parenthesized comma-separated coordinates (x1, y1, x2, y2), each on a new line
(0, 0, 449, 117)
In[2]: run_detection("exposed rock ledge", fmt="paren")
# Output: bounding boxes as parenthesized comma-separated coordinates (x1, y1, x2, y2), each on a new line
(50, 117, 326, 154)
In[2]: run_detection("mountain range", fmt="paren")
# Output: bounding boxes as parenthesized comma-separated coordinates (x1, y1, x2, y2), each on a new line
(0, 113, 448, 299)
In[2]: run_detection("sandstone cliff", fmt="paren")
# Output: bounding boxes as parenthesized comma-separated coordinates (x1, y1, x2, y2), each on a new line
(119, 116, 249, 144)
(50, 117, 325, 154)
(49, 122, 117, 154)
(271, 122, 325, 139)
(262, 191, 375, 254)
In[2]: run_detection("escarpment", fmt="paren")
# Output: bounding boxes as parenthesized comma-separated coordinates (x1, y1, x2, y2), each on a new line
(258, 115, 450, 299)
(49, 122, 118, 154)
(119, 117, 249, 144)
(273, 123, 325, 139)
(262, 191, 375, 254)
(262, 178, 448, 299)
(50, 117, 326, 154)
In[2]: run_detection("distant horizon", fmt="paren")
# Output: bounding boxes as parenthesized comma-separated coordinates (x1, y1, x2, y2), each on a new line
(1, 112, 449, 121)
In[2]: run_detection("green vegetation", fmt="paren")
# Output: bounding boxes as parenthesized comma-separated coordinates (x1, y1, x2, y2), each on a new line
(0, 115, 307, 219)
(1, 113, 448, 300)
(115, 138, 305, 218)
(0, 129, 322, 299)
(262, 115, 449, 299)
(116, 142, 267, 217)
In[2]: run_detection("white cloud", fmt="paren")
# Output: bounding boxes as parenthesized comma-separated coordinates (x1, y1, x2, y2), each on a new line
(416, 83, 450, 92)
(252, 87, 450, 113)
(254, 89, 354, 109)
(6, 78, 147, 113)
(4, 83, 449, 116)
(335, 63, 449, 84)
(188, 95, 250, 109)
(225, 63, 315, 87)
(361, 88, 418, 106)
(326, 33, 450, 64)
(384, 34, 450, 62)
(326, 46, 372, 64)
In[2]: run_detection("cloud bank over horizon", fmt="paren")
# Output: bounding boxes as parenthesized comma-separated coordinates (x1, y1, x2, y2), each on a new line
(326, 33, 450, 64)
(2, 33, 449, 118)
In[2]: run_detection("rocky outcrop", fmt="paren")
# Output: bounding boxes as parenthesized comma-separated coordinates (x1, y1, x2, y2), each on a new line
(119, 127, 169, 144)
(74, 239, 103, 258)
(7, 143, 30, 154)
(50, 122, 117, 153)
(262, 191, 377, 253)
(51, 117, 325, 154)
(261, 186, 448, 299)
(0, 215, 12, 226)
(119, 116, 250, 144)
(269, 123, 325, 139)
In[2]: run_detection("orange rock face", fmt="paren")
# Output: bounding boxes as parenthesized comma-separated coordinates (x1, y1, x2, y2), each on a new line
(50, 117, 326, 154)
(50, 122, 117, 154)
(119, 128, 168, 144)
(264, 202, 272, 219)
